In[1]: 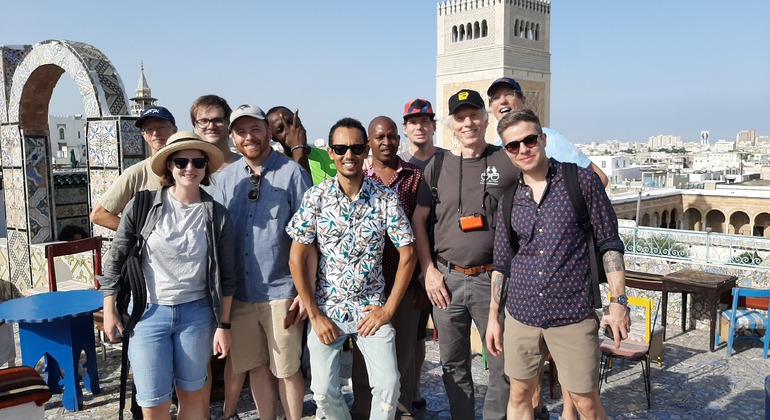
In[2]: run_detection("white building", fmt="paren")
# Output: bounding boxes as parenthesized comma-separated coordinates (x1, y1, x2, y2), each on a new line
(589, 155, 640, 187)
(48, 115, 86, 167)
(713, 139, 735, 152)
(648, 134, 683, 150)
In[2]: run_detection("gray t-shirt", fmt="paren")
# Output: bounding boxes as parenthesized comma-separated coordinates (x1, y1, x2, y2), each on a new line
(399, 148, 444, 170)
(416, 145, 519, 267)
(142, 189, 208, 305)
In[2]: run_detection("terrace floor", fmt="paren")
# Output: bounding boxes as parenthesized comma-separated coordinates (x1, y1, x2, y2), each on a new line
(5, 324, 769, 419)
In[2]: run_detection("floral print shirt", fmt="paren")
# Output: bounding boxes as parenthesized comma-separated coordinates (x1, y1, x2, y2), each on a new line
(286, 177, 415, 323)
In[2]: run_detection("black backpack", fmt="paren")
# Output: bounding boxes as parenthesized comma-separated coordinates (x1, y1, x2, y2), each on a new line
(116, 189, 153, 419)
(499, 163, 606, 311)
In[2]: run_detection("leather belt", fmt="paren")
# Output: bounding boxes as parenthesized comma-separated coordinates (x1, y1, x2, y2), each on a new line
(437, 256, 492, 276)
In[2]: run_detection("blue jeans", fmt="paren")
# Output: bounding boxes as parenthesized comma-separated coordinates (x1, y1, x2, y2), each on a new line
(128, 297, 215, 407)
(308, 318, 400, 420)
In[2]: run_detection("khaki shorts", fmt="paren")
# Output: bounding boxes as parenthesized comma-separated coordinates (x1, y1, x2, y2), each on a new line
(229, 298, 301, 378)
(504, 313, 600, 393)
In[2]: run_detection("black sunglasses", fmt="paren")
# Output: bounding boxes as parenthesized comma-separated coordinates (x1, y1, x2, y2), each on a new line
(330, 144, 367, 156)
(248, 174, 261, 201)
(171, 157, 208, 169)
(504, 133, 540, 154)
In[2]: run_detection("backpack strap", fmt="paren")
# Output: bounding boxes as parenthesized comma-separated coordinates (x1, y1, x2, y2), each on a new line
(562, 163, 603, 309)
(427, 151, 444, 261)
(497, 181, 520, 313)
(118, 189, 153, 419)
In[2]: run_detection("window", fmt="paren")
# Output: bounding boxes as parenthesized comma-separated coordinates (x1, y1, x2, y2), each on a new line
(452, 26, 458, 42)
(601, 161, 607, 168)
(481, 20, 488, 37)
(58, 127, 65, 140)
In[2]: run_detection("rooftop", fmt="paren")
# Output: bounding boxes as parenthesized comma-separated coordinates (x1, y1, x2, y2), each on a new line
(5, 323, 768, 419)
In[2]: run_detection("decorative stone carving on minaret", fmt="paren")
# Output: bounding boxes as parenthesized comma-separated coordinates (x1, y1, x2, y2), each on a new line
(436, 0, 551, 147)
(129, 61, 157, 116)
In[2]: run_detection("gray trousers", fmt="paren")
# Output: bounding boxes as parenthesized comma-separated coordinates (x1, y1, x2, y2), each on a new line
(433, 262, 508, 420)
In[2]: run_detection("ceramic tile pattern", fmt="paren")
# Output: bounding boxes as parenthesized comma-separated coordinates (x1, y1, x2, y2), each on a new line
(3, 169, 26, 229)
(24, 136, 52, 244)
(1, 124, 23, 168)
(7, 229, 29, 295)
(28, 244, 95, 291)
(87, 120, 119, 168)
(119, 119, 144, 157)
(0, 45, 31, 124)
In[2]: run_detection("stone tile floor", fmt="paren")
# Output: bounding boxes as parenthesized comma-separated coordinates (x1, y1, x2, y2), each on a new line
(5, 325, 768, 419)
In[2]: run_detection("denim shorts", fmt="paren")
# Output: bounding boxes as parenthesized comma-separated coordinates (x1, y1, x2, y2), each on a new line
(128, 297, 215, 407)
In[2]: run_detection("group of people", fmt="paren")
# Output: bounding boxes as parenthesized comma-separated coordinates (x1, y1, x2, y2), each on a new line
(96, 76, 631, 420)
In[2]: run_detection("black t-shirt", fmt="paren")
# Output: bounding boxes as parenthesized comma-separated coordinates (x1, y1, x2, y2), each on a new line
(416, 145, 520, 267)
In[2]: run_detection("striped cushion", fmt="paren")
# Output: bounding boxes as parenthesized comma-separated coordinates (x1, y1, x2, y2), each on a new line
(721, 309, 766, 330)
(0, 366, 52, 409)
(600, 336, 649, 359)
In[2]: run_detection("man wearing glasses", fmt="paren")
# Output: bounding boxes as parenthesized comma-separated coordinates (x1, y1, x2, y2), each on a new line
(91, 105, 178, 231)
(411, 89, 518, 419)
(489, 109, 628, 419)
(190, 95, 241, 170)
(287, 117, 417, 420)
(211, 104, 311, 420)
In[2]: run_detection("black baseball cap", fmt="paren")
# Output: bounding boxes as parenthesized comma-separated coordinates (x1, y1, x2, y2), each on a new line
(447, 89, 485, 115)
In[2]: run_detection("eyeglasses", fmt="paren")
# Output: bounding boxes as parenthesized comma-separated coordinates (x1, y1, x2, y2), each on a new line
(504, 133, 540, 154)
(489, 90, 520, 104)
(141, 125, 174, 135)
(194, 118, 228, 128)
(248, 174, 261, 201)
(171, 157, 208, 169)
(330, 144, 367, 156)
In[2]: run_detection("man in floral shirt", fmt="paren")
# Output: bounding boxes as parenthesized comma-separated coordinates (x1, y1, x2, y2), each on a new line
(287, 117, 417, 420)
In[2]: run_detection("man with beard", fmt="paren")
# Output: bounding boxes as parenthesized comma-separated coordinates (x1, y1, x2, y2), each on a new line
(212, 105, 311, 420)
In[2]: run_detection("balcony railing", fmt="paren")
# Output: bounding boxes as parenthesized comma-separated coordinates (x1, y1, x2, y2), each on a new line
(619, 226, 770, 268)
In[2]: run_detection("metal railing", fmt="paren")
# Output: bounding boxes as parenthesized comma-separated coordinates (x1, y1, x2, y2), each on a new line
(619, 226, 770, 268)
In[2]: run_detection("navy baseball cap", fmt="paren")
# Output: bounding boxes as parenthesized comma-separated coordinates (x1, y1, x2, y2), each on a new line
(447, 89, 485, 115)
(403, 99, 435, 122)
(135, 106, 176, 128)
(487, 77, 523, 96)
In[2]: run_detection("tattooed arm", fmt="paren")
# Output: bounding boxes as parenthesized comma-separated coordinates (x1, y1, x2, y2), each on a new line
(486, 270, 506, 357)
(600, 249, 631, 348)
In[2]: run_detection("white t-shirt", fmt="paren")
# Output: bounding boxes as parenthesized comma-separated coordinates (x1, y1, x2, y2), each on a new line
(142, 189, 208, 305)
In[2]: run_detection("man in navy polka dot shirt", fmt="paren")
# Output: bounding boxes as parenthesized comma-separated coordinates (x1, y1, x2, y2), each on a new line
(487, 109, 630, 419)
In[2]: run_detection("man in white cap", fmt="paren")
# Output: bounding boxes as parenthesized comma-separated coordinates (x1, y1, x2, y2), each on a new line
(211, 105, 311, 420)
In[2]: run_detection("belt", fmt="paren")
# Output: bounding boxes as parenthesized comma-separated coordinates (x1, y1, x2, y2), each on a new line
(437, 256, 492, 276)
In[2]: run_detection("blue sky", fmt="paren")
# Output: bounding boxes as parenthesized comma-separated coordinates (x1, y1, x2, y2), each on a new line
(2, 1, 768, 144)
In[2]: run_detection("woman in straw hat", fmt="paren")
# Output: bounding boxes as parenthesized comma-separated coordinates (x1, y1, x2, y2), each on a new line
(101, 131, 238, 419)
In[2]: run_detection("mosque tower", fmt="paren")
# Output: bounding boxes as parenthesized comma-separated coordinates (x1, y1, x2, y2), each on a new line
(129, 61, 157, 116)
(436, 0, 551, 147)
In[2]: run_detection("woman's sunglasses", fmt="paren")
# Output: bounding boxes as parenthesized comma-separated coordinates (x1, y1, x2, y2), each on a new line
(504, 133, 540, 154)
(171, 157, 208, 169)
(330, 144, 367, 156)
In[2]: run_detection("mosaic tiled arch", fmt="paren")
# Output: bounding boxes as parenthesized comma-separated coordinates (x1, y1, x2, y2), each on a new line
(7, 39, 128, 122)
(0, 40, 138, 296)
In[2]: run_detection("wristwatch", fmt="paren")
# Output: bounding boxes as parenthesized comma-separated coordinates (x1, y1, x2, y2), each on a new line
(610, 294, 629, 307)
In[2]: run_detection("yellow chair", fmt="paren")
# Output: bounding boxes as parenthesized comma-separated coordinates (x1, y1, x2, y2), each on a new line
(598, 294, 660, 409)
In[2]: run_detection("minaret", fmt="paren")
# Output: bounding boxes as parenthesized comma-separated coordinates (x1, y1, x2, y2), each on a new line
(436, 0, 551, 147)
(129, 61, 157, 116)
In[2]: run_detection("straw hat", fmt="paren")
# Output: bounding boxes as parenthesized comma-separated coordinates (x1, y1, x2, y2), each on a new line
(150, 131, 224, 177)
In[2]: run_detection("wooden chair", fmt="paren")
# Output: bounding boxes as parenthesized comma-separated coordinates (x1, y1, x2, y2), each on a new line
(716, 287, 770, 358)
(598, 295, 659, 409)
(44, 237, 112, 359)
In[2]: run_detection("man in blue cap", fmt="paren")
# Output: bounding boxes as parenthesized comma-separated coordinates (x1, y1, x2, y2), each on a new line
(91, 106, 177, 230)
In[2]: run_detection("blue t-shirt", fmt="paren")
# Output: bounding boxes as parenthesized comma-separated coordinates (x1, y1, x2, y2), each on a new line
(211, 151, 311, 302)
(494, 127, 591, 168)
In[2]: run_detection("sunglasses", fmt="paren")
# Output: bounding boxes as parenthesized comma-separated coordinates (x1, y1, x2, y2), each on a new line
(248, 174, 261, 201)
(504, 133, 540, 154)
(171, 157, 208, 169)
(330, 144, 367, 156)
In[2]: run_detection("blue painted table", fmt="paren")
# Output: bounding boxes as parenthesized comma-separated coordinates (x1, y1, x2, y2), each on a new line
(0, 290, 103, 411)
